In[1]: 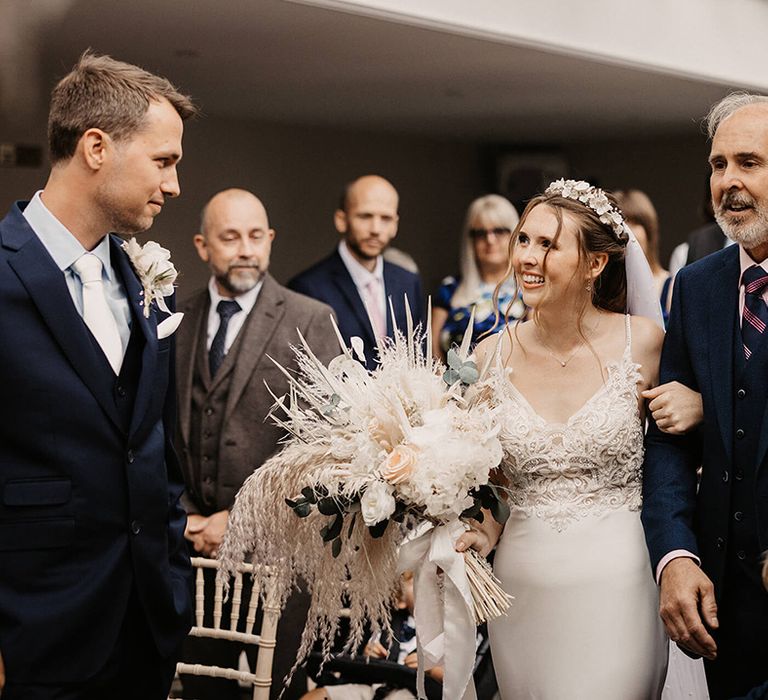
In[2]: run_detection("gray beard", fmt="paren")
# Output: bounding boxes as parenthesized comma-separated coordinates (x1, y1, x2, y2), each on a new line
(715, 208, 768, 249)
(216, 266, 263, 295)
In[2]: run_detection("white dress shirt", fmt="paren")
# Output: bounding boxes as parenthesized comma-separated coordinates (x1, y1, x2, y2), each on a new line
(22, 191, 131, 354)
(337, 240, 387, 332)
(205, 277, 262, 352)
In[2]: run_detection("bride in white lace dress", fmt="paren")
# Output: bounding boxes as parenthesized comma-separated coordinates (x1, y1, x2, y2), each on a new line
(456, 182, 675, 699)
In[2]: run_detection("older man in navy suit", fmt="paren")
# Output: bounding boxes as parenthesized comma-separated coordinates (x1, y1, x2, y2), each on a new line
(643, 93, 768, 699)
(0, 52, 196, 699)
(288, 175, 423, 369)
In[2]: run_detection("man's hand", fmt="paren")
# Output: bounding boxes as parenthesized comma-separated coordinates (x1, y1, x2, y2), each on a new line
(184, 513, 208, 553)
(199, 510, 229, 557)
(0, 649, 5, 691)
(404, 652, 444, 681)
(363, 640, 387, 659)
(642, 381, 704, 435)
(659, 558, 718, 659)
(184, 511, 229, 557)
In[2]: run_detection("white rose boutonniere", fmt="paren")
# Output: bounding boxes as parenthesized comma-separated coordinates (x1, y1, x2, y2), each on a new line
(122, 238, 178, 318)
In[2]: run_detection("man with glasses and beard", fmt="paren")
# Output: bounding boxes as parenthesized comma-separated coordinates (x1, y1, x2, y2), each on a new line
(643, 94, 768, 699)
(175, 188, 337, 698)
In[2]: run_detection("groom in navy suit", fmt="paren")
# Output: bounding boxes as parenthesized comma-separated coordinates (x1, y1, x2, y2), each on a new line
(288, 175, 423, 369)
(0, 52, 197, 699)
(643, 93, 768, 699)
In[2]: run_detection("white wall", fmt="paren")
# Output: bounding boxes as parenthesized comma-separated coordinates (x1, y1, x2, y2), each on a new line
(297, 0, 768, 90)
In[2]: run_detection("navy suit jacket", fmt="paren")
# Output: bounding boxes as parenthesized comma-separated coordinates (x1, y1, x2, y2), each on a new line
(288, 249, 424, 369)
(642, 244, 768, 597)
(0, 202, 192, 683)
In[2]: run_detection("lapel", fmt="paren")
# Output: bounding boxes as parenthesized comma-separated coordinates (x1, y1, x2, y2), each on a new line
(110, 235, 159, 438)
(176, 290, 209, 446)
(3, 206, 124, 432)
(707, 247, 740, 463)
(329, 251, 375, 346)
(223, 274, 286, 422)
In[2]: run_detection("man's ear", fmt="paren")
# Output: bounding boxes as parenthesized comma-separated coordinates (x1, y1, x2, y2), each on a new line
(80, 128, 109, 172)
(334, 209, 347, 235)
(193, 234, 209, 263)
(589, 251, 609, 280)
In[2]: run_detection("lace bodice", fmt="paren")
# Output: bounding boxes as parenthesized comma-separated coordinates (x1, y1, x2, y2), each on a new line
(487, 317, 644, 531)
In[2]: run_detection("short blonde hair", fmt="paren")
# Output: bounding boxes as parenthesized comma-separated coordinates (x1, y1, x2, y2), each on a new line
(48, 50, 197, 163)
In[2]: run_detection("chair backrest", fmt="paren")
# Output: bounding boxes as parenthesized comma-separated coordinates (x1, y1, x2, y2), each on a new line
(172, 557, 281, 700)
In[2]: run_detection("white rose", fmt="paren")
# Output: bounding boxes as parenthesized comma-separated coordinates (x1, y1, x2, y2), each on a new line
(151, 257, 178, 294)
(360, 480, 396, 526)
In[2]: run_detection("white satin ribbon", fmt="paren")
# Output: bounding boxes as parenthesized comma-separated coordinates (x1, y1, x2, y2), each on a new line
(398, 519, 477, 700)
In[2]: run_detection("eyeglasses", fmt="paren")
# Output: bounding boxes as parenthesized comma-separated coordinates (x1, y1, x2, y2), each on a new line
(469, 227, 512, 240)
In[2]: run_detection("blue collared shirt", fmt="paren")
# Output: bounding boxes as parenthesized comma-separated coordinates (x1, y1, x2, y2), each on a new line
(22, 191, 132, 353)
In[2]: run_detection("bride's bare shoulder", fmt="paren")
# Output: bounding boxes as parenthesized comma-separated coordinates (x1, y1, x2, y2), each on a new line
(474, 324, 522, 369)
(629, 315, 664, 355)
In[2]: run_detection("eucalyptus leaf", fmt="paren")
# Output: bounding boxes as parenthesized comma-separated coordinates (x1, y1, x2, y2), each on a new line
(295, 502, 312, 518)
(490, 497, 511, 525)
(443, 369, 460, 386)
(447, 348, 462, 370)
(317, 497, 340, 516)
(368, 519, 389, 539)
(301, 486, 317, 503)
(328, 513, 344, 540)
(461, 499, 481, 520)
(459, 364, 479, 385)
(331, 537, 342, 558)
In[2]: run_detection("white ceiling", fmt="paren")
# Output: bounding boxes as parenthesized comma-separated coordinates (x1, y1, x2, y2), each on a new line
(16, 0, 740, 141)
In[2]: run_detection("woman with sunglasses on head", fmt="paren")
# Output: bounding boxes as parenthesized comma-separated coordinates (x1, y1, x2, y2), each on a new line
(455, 180, 706, 699)
(430, 195, 525, 362)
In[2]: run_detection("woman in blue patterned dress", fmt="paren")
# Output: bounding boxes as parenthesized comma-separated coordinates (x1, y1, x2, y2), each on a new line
(431, 195, 525, 361)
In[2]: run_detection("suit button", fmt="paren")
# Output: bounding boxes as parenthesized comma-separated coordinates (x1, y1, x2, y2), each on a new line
(737, 550, 746, 560)
(737, 389, 746, 399)
(722, 470, 729, 483)
(203, 430, 211, 439)
(205, 407, 214, 416)
(116, 384, 126, 398)
(716, 537, 725, 550)
(734, 511, 744, 522)
(735, 469, 745, 481)
(736, 428, 745, 439)
(131, 520, 141, 535)
(127, 449, 135, 464)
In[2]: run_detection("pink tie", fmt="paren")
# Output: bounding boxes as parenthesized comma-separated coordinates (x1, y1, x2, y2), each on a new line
(364, 278, 386, 337)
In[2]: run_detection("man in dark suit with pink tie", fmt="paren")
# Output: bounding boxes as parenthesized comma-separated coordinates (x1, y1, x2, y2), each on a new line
(0, 52, 196, 699)
(643, 93, 768, 699)
(288, 175, 423, 370)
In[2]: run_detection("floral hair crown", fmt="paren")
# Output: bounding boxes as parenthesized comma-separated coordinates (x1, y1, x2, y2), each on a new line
(545, 179, 628, 243)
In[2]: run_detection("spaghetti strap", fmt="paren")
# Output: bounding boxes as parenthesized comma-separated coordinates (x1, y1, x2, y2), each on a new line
(624, 314, 632, 358)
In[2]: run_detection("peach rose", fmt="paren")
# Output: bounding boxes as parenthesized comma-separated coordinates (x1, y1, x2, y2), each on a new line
(380, 445, 417, 484)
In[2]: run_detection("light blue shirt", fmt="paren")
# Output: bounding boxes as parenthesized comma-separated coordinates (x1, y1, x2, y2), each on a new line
(22, 191, 132, 353)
